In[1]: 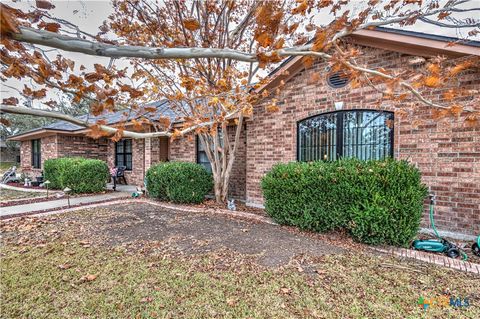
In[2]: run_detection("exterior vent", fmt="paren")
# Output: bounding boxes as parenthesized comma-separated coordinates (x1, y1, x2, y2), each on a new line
(327, 71, 349, 89)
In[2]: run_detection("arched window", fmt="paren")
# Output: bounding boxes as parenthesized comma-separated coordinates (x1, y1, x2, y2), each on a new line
(297, 110, 394, 161)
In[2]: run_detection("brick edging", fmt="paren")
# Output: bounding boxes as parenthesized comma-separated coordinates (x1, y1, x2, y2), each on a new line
(371, 246, 480, 275)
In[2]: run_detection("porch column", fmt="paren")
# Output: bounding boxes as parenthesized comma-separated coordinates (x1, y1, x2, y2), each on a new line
(144, 137, 152, 171)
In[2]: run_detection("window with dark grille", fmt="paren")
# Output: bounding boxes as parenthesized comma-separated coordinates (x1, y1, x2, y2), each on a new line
(326, 71, 349, 89)
(115, 139, 132, 170)
(31, 139, 41, 168)
(297, 110, 393, 161)
(196, 136, 212, 173)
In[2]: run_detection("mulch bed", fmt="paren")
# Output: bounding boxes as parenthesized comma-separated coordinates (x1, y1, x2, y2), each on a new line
(5, 182, 46, 190)
(191, 199, 268, 217)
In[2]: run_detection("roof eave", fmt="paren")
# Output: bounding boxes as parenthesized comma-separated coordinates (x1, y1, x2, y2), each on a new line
(349, 29, 480, 57)
(7, 128, 69, 141)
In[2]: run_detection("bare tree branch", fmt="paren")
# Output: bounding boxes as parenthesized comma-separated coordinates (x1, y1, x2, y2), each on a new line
(11, 27, 258, 62)
(419, 16, 480, 28)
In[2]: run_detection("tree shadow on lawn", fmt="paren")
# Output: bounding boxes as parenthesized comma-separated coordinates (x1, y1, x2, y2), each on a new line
(89, 202, 346, 268)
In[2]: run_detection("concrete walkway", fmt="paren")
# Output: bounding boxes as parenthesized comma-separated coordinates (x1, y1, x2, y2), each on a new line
(0, 192, 129, 217)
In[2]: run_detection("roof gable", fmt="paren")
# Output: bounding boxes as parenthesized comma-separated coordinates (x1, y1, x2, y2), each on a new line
(259, 27, 480, 94)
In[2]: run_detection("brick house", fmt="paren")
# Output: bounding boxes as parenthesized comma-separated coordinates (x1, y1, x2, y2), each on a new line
(8, 28, 479, 236)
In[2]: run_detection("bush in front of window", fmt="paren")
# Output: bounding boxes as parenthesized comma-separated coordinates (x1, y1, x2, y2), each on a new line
(261, 161, 354, 232)
(44, 157, 109, 193)
(347, 159, 428, 246)
(145, 161, 213, 204)
(261, 159, 428, 247)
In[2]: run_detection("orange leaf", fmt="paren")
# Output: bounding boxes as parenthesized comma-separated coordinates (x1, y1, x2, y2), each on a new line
(0, 118, 11, 126)
(170, 129, 182, 140)
(302, 56, 314, 68)
(87, 125, 109, 139)
(292, 0, 308, 15)
(104, 97, 115, 111)
(424, 76, 441, 88)
(90, 102, 105, 116)
(427, 63, 440, 75)
(255, 32, 273, 47)
(112, 128, 124, 142)
(449, 104, 463, 117)
(80, 274, 97, 282)
(443, 90, 455, 101)
(183, 18, 200, 31)
(32, 88, 47, 99)
(449, 61, 473, 76)
(144, 106, 157, 112)
(0, 4, 20, 35)
(157, 117, 171, 128)
(39, 22, 61, 33)
(465, 113, 479, 127)
(132, 119, 145, 131)
(35, 0, 55, 10)
(385, 119, 394, 129)
(58, 263, 72, 270)
(2, 97, 18, 105)
(437, 12, 450, 20)
(266, 99, 279, 112)
(312, 30, 327, 52)
(84, 72, 103, 83)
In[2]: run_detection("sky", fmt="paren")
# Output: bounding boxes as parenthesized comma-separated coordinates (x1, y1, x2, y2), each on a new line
(1, 0, 479, 107)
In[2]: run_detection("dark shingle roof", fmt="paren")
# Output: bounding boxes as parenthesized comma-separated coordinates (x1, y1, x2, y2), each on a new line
(8, 99, 180, 139)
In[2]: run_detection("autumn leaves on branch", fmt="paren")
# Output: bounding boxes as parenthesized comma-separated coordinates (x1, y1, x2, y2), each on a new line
(0, 0, 479, 139)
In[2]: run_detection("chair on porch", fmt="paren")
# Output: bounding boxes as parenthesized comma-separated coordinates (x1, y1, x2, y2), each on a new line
(110, 166, 127, 191)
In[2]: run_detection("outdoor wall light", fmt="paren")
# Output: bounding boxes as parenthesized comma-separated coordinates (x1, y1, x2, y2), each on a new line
(334, 101, 344, 110)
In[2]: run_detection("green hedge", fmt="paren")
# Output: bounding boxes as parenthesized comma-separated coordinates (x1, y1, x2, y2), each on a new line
(261, 159, 428, 246)
(44, 157, 109, 194)
(145, 162, 213, 204)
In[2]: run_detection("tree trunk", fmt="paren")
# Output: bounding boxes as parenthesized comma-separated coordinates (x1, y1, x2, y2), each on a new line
(199, 114, 243, 205)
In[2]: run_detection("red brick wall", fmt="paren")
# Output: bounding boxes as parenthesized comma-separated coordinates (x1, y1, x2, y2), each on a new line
(246, 46, 479, 235)
(227, 124, 247, 200)
(20, 135, 58, 177)
(57, 135, 108, 161)
(20, 140, 32, 171)
(170, 133, 196, 162)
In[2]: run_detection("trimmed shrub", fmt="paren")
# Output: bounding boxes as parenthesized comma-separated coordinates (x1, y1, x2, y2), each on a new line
(261, 158, 428, 246)
(145, 161, 213, 204)
(44, 157, 109, 193)
(347, 160, 428, 246)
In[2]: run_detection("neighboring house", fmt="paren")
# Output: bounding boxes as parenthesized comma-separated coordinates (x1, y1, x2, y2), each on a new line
(7, 28, 480, 235)
(0, 136, 20, 163)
